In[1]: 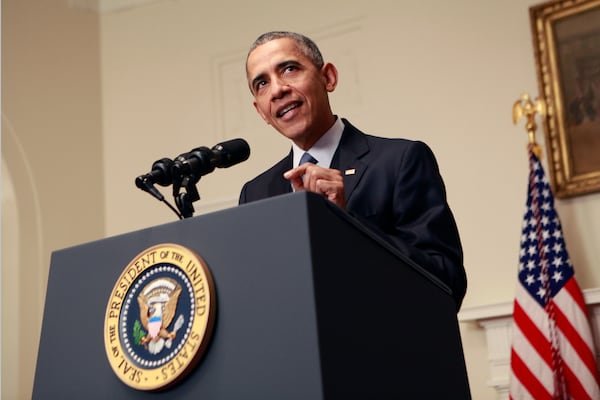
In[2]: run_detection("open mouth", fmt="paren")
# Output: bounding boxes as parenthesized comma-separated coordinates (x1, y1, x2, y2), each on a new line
(277, 102, 301, 118)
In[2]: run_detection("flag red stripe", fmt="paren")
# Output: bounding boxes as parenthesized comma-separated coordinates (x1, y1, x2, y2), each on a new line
(564, 278, 588, 312)
(562, 358, 593, 400)
(511, 348, 553, 400)
(513, 300, 552, 365)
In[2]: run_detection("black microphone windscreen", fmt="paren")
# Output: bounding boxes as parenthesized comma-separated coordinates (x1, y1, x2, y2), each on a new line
(150, 158, 175, 186)
(213, 138, 250, 168)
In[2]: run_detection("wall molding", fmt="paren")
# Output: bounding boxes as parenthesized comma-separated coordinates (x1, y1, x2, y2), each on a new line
(68, 0, 165, 13)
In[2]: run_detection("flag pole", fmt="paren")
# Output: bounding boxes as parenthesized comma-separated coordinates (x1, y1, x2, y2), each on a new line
(512, 93, 546, 158)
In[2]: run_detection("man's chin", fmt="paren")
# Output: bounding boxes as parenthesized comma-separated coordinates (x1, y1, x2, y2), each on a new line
(277, 125, 307, 141)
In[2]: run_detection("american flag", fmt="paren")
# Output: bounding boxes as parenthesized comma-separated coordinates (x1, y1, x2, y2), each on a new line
(509, 146, 600, 399)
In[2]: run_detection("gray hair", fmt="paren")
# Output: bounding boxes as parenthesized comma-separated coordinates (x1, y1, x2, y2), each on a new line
(247, 31, 324, 69)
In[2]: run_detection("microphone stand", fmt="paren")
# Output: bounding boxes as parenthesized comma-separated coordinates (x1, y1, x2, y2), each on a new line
(135, 176, 183, 220)
(172, 174, 200, 219)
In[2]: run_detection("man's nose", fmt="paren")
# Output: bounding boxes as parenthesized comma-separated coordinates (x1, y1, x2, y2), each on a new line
(270, 77, 289, 100)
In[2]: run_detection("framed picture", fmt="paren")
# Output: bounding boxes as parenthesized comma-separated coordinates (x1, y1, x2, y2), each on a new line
(530, 0, 600, 198)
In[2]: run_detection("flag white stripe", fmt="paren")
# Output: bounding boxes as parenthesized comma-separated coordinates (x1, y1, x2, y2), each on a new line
(510, 368, 536, 400)
(516, 284, 550, 338)
(512, 319, 555, 394)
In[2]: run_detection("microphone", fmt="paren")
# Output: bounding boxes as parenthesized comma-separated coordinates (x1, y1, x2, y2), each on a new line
(211, 138, 251, 168)
(135, 139, 250, 198)
(135, 139, 249, 218)
(135, 158, 174, 187)
(171, 138, 250, 181)
(135, 158, 174, 200)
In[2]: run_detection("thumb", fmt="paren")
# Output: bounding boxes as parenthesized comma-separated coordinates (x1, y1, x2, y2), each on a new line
(288, 175, 305, 191)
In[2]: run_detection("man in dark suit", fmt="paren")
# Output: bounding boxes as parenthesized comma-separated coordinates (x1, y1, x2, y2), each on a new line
(239, 31, 466, 310)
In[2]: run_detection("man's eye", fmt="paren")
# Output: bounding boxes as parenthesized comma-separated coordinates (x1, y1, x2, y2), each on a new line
(255, 81, 267, 91)
(284, 65, 297, 73)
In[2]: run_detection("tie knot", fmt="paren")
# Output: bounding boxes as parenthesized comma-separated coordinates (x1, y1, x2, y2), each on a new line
(299, 152, 318, 166)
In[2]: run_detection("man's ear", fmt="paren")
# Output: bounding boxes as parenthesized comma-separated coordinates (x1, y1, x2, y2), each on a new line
(253, 101, 271, 125)
(321, 62, 338, 92)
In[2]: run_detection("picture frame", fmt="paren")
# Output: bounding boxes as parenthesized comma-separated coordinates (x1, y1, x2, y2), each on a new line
(530, 0, 600, 198)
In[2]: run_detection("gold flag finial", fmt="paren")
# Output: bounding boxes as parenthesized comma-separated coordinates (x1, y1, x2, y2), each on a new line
(512, 93, 546, 157)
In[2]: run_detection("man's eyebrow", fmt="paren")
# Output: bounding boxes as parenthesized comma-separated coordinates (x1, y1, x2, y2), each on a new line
(279, 60, 301, 70)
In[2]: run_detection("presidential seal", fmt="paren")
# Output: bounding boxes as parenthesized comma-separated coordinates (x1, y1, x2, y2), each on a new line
(103, 243, 216, 391)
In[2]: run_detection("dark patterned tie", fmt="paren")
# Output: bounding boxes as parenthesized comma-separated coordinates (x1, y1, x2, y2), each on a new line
(299, 152, 318, 166)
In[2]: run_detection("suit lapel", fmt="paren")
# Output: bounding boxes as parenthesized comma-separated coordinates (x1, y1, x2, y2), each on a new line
(268, 151, 293, 196)
(331, 120, 370, 202)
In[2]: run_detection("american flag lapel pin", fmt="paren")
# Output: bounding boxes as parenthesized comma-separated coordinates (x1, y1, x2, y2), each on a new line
(345, 168, 356, 175)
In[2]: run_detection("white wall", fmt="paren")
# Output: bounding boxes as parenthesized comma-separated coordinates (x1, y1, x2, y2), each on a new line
(2, 0, 104, 398)
(3, 0, 600, 399)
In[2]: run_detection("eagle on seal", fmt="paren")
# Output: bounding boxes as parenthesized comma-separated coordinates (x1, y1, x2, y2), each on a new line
(137, 278, 182, 353)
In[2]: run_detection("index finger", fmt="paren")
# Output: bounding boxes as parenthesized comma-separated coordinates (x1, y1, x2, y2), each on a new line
(283, 164, 309, 180)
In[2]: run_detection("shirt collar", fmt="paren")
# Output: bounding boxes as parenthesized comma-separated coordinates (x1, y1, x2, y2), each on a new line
(292, 117, 345, 168)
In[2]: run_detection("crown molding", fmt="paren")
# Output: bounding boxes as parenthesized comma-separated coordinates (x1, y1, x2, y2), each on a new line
(68, 0, 164, 13)
(459, 287, 600, 322)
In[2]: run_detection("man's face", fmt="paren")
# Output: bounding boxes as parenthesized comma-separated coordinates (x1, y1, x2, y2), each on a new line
(246, 38, 337, 150)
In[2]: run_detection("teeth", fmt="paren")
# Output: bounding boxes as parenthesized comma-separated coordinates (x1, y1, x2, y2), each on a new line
(279, 103, 298, 117)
